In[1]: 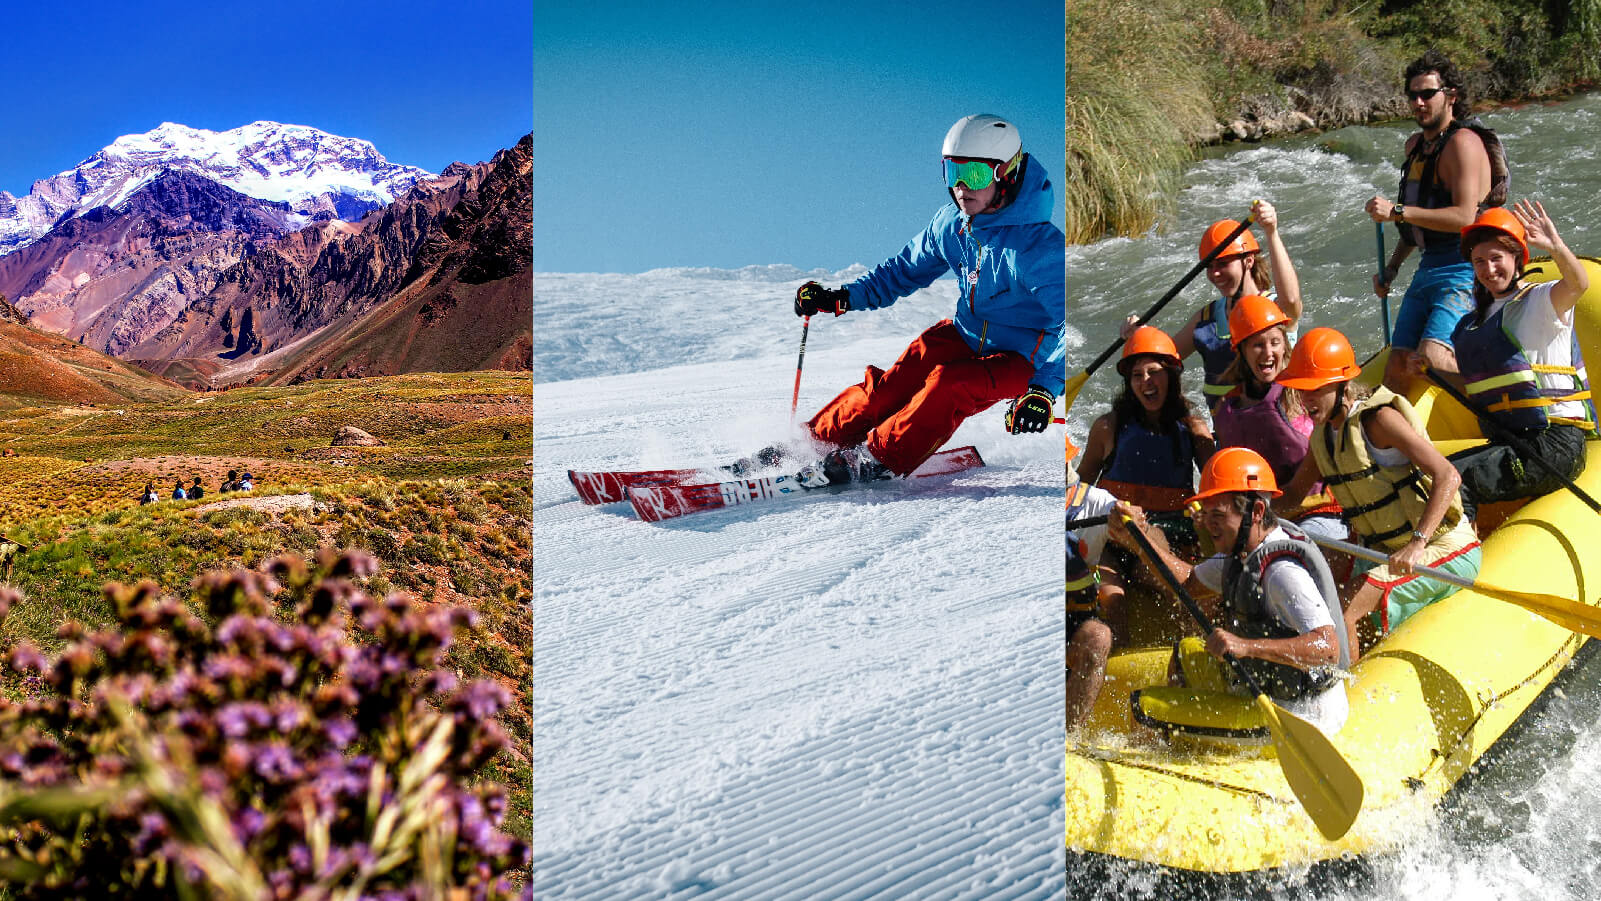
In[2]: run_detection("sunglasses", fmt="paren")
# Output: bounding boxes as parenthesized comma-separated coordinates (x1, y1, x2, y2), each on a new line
(943, 157, 1004, 191)
(1406, 86, 1448, 102)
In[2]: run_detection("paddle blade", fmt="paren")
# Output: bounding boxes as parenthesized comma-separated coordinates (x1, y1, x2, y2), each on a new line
(1255, 695, 1364, 840)
(1479, 583, 1601, 640)
(1058, 369, 1090, 417)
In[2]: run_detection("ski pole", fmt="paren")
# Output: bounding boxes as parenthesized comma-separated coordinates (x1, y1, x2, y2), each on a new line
(790, 315, 810, 425)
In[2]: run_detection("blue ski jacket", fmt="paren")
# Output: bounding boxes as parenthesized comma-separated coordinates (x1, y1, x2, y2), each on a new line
(845, 153, 1067, 396)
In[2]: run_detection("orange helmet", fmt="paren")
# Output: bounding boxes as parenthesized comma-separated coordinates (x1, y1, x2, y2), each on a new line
(1277, 327, 1361, 390)
(1190, 447, 1282, 503)
(1117, 326, 1182, 376)
(1199, 219, 1261, 262)
(1460, 207, 1528, 266)
(1226, 294, 1291, 349)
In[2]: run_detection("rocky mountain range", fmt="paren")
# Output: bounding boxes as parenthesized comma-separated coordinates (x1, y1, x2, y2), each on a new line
(0, 124, 530, 390)
(0, 171, 298, 355)
(0, 122, 431, 255)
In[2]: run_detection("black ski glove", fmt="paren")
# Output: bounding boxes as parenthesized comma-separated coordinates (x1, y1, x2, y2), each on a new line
(795, 281, 851, 317)
(1005, 386, 1055, 434)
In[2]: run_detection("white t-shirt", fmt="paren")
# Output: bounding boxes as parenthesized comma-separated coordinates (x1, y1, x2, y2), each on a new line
(1484, 281, 1585, 420)
(1066, 482, 1118, 564)
(1193, 526, 1350, 734)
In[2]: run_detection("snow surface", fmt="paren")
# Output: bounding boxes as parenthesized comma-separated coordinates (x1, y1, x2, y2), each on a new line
(533, 265, 1067, 899)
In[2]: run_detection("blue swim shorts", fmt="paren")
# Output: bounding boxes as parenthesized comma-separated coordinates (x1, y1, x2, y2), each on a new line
(1390, 252, 1475, 351)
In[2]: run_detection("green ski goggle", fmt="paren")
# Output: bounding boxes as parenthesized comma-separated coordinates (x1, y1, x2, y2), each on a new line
(943, 157, 1003, 191)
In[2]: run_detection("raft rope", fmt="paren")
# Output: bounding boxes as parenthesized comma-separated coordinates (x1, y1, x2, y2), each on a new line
(1072, 747, 1290, 805)
(1386, 631, 1585, 785)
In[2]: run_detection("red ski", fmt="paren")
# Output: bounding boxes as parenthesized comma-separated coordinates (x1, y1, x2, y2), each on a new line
(627, 445, 984, 523)
(568, 466, 706, 505)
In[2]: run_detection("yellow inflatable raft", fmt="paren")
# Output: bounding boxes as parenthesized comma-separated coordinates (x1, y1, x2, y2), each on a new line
(1066, 257, 1601, 874)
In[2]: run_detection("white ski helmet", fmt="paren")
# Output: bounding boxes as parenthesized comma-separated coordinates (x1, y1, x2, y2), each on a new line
(942, 114, 1022, 167)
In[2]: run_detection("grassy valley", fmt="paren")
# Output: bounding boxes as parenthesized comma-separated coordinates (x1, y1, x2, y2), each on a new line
(0, 370, 533, 842)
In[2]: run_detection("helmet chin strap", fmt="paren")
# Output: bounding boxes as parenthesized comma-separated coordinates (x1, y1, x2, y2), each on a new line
(1232, 496, 1257, 561)
(1227, 254, 1256, 303)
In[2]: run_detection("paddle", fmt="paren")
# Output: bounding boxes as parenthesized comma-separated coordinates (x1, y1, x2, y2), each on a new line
(1064, 514, 1108, 530)
(1119, 514, 1364, 840)
(1058, 211, 1258, 416)
(1375, 222, 1391, 345)
(1420, 366, 1601, 516)
(1309, 533, 1601, 640)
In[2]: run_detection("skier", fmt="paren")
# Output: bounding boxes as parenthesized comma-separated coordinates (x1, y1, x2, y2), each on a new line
(790, 114, 1066, 485)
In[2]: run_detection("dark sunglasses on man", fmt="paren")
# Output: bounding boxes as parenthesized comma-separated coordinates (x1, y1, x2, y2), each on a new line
(1406, 86, 1449, 102)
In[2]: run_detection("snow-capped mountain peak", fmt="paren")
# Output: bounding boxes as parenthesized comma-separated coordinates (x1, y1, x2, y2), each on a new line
(0, 121, 434, 255)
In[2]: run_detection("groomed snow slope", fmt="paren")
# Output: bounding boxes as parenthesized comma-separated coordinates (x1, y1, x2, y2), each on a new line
(533, 266, 1069, 899)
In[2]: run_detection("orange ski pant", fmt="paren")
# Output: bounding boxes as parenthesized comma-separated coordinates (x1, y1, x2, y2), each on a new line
(808, 320, 1033, 475)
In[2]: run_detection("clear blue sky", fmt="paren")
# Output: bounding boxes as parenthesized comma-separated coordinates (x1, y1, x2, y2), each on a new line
(534, 1, 1065, 273)
(0, 0, 531, 197)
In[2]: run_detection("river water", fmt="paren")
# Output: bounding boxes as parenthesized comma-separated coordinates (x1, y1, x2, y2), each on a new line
(1065, 93, 1601, 900)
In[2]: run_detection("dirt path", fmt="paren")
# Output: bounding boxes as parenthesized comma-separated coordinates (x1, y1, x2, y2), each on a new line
(190, 492, 320, 516)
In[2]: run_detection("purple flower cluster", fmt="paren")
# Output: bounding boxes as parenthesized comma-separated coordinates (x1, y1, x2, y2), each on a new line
(0, 549, 529, 898)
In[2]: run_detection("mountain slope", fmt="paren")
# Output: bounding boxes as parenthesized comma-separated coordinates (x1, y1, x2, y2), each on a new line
(0, 171, 299, 355)
(132, 135, 532, 387)
(0, 309, 184, 410)
(0, 121, 432, 255)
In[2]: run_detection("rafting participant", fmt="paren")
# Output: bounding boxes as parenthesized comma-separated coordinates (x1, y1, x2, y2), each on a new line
(1366, 50, 1506, 396)
(1212, 295, 1348, 554)
(790, 113, 1065, 485)
(1275, 327, 1481, 662)
(1433, 201, 1592, 517)
(1077, 327, 1216, 570)
(1123, 200, 1303, 411)
(1111, 447, 1350, 739)
(1066, 437, 1123, 733)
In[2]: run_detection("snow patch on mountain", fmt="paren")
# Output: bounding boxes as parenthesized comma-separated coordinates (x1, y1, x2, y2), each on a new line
(0, 121, 433, 255)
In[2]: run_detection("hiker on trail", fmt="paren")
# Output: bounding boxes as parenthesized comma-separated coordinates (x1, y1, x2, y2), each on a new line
(1065, 437, 1124, 733)
(1110, 447, 1351, 739)
(189, 476, 205, 500)
(0, 535, 24, 582)
(1274, 327, 1481, 662)
(1434, 201, 1592, 518)
(1122, 200, 1303, 411)
(790, 113, 1065, 485)
(139, 482, 157, 505)
(1367, 49, 1507, 396)
(1077, 327, 1216, 568)
(238, 472, 254, 492)
(171, 479, 187, 501)
(222, 470, 239, 493)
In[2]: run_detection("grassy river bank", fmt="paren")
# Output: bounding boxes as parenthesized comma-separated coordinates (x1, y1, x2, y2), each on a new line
(1066, 0, 1601, 243)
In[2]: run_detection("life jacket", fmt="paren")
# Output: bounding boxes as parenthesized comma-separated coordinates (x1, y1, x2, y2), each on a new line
(1451, 285, 1596, 433)
(1099, 417, 1197, 512)
(1310, 386, 1464, 551)
(1065, 482, 1099, 613)
(1193, 296, 1238, 410)
(1397, 116, 1509, 253)
(1220, 520, 1351, 701)
(1214, 383, 1313, 486)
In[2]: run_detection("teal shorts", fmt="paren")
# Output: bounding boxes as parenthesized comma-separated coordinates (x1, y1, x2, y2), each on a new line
(1357, 543, 1483, 632)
